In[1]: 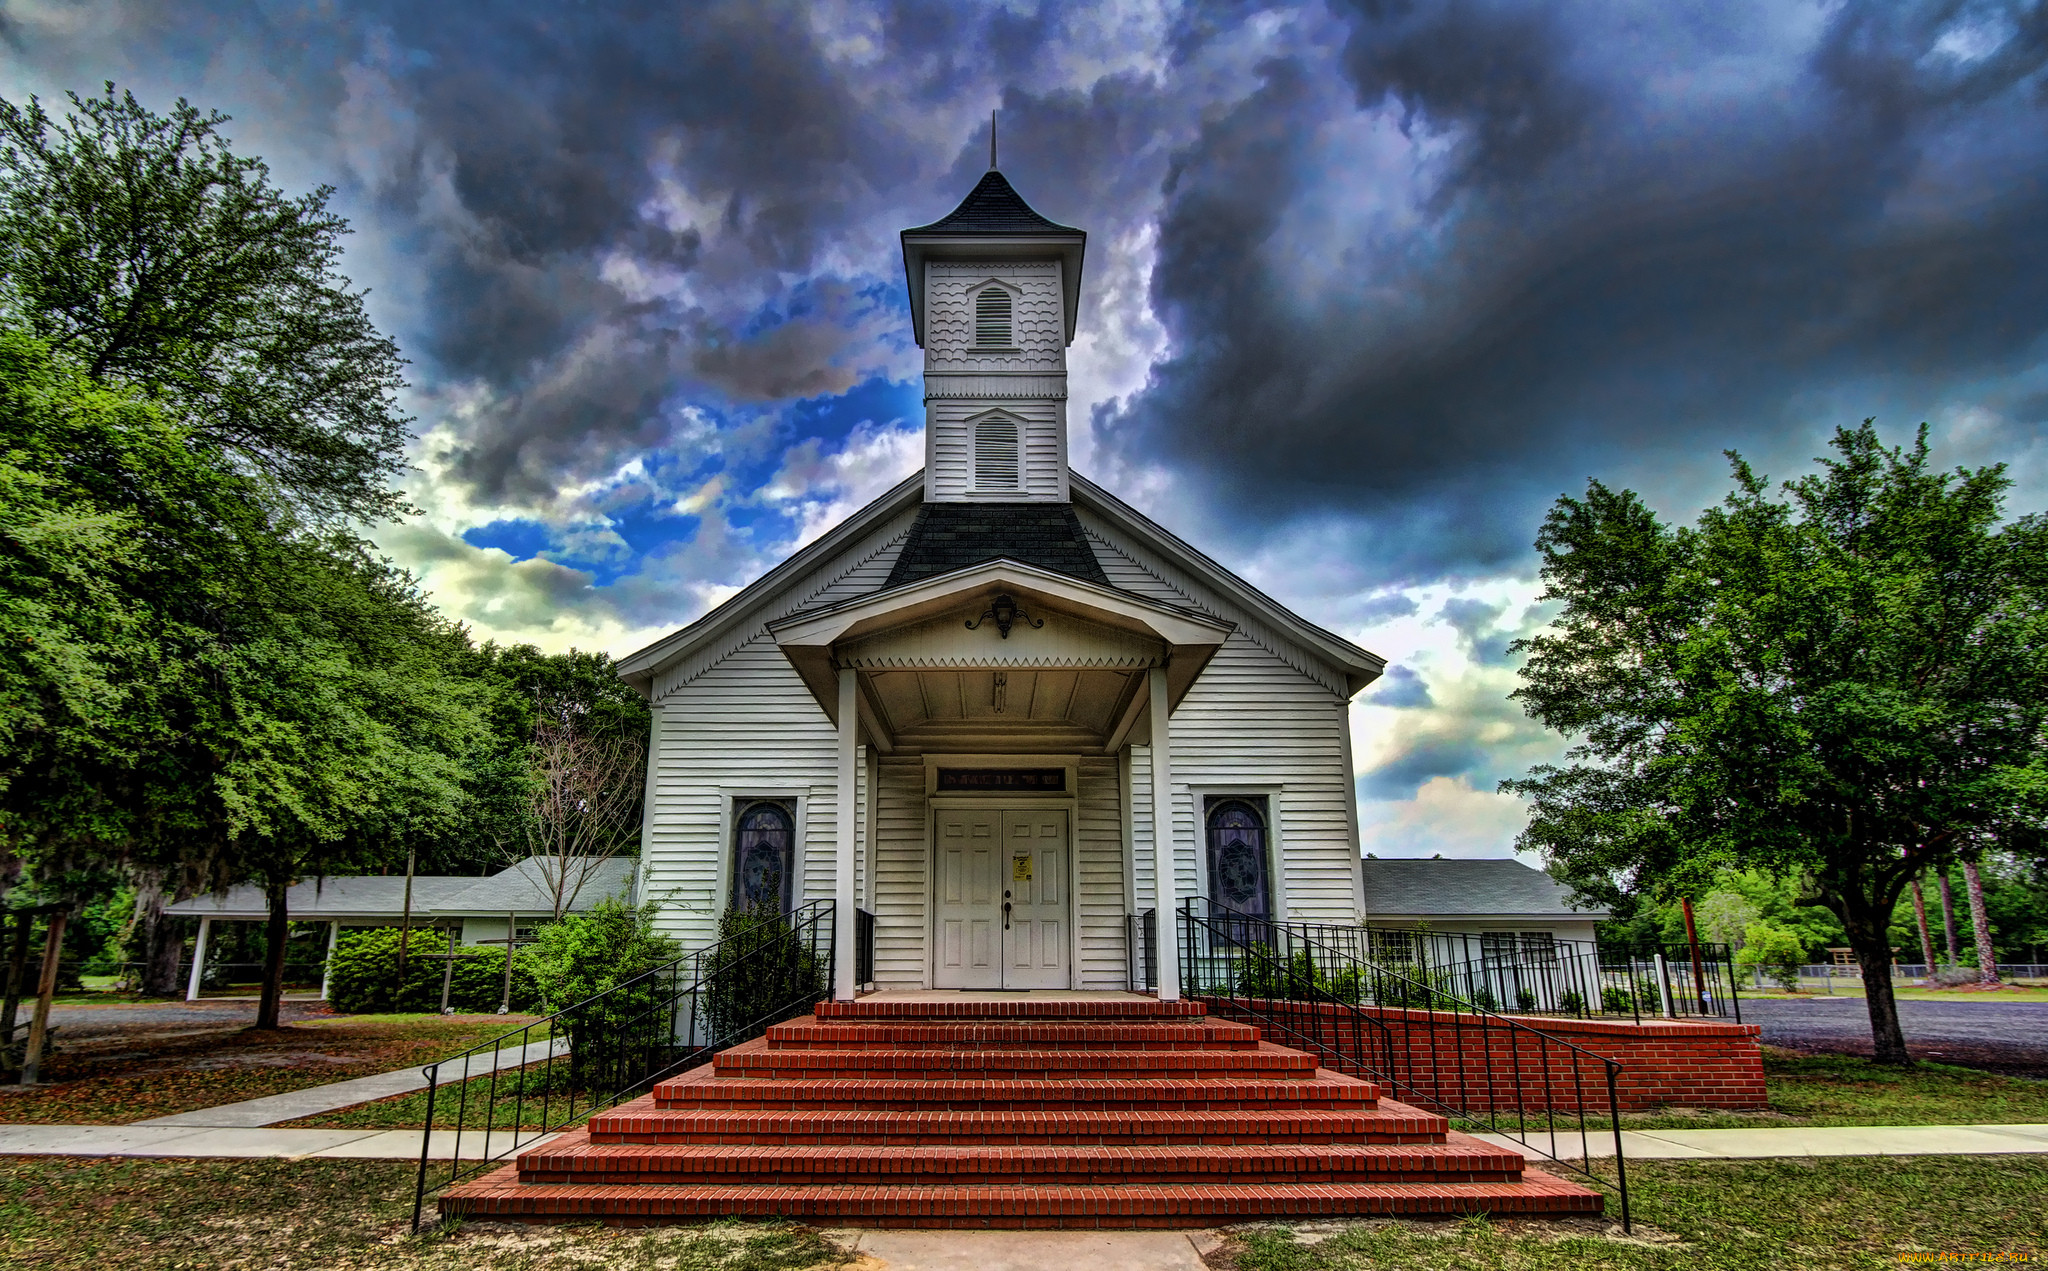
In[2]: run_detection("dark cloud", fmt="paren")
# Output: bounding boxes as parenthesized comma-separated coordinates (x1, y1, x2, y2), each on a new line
(1359, 736, 1485, 799)
(1438, 597, 1516, 666)
(1368, 663, 1434, 708)
(1100, 0, 2048, 583)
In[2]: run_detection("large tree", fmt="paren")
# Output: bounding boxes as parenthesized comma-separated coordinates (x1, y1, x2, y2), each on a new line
(1505, 424, 2048, 1063)
(0, 86, 409, 526)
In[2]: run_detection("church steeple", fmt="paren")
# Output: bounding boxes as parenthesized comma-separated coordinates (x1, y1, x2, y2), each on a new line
(901, 170, 1086, 503)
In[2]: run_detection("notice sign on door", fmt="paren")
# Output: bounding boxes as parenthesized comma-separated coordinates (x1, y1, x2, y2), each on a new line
(1012, 854, 1033, 882)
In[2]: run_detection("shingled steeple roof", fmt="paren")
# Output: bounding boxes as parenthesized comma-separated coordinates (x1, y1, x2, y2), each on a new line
(906, 169, 1082, 236)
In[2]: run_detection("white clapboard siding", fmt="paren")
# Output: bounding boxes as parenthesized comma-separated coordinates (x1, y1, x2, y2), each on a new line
(872, 755, 929, 986)
(1074, 754, 1128, 987)
(643, 634, 837, 954)
(1081, 513, 1363, 925)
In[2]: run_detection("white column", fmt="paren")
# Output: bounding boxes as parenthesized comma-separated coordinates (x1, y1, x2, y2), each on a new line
(320, 920, 341, 1000)
(834, 667, 859, 1001)
(185, 916, 211, 1002)
(1147, 666, 1179, 1002)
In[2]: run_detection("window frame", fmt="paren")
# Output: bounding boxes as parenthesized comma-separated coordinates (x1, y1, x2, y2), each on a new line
(971, 410, 1022, 492)
(970, 282, 1017, 350)
(723, 795, 802, 916)
(1201, 794, 1274, 924)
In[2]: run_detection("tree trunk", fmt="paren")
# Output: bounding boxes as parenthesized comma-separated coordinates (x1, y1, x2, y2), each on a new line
(1839, 899, 1911, 1065)
(129, 870, 186, 997)
(255, 877, 289, 1030)
(1936, 871, 1961, 965)
(1962, 858, 2000, 985)
(1910, 878, 1937, 974)
(0, 909, 32, 1063)
(21, 908, 68, 1084)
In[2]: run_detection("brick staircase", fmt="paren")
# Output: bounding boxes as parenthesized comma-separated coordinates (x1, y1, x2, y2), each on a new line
(440, 995, 1603, 1228)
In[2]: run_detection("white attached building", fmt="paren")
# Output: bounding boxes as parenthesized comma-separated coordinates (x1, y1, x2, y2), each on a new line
(619, 169, 1387, 1000)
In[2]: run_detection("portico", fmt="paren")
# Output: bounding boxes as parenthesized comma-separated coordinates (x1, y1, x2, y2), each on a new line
(767, 558, 1231, 999)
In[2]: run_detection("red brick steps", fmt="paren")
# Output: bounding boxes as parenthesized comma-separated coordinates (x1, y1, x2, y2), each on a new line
(445, 1167, 1603, 1226)
(439, 995, 1603, 1227)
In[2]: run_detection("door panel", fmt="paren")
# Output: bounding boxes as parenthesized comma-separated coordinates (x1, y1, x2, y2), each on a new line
(1001, 810, 1069, 989)
(933, 810, 1002, 988)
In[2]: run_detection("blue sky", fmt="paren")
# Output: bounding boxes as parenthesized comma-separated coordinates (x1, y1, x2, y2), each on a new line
(5, 0, 2047, 859)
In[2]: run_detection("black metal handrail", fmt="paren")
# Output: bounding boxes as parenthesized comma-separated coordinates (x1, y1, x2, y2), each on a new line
(1180, 898, 1631, 1231)
(855, 907, 876, 990)
(409, 899, 834, 1232)
(1125, 909, 1157, 992)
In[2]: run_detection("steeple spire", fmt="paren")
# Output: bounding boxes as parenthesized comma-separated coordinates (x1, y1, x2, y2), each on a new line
(990, 109, 998, 170)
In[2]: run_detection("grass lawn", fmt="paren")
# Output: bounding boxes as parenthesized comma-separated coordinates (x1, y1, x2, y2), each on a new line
(286, 1061, 604, 1132)
(1745, 984, 2048, 1000)
(0, 1155, 2040, 1271)
(1606, 1046, 2048, 1132)
(1214, 1156, 2046, 1269)
(0, 1014, 541, 1124)
(0, 1157, 848, 1270)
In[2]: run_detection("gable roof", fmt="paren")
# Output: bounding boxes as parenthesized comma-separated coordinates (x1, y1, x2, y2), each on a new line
(1068, 473, 1384, 696)
(438, 856, 637, 915)
(885, 502, 1109, 588)
(1362, 858, 1609, 920)
(905, 170, 1082, 236)
(165, 875, 484, 921)
(617, 469, 1385, 701)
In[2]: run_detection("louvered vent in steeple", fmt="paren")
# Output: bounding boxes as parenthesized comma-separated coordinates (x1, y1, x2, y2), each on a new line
(974, 414, 1020, 490)
(974, 287, 1013, 347)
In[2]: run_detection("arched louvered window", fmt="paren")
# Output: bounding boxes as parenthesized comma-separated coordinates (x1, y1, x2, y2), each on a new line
(732, 800, 795, 914)
(974, 414, 1020, 489)
(974, 286, 1013, 347)
(1205, 797, 1272, 923)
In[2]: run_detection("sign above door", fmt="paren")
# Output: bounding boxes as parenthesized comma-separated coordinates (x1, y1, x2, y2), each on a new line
(936, 767, 1066, 793)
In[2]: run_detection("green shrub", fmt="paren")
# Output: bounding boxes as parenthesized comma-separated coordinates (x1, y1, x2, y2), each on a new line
(1600, 985, 1635, 1014)
(702, 905, 827, 1043)
(522, 898, 683, 1084)
(327, 928, 541, 1015)
(1559, 989, 1587, 1015)
(1514, 987, 1537, 1011)
(1735, 922, 1808, 992)
(1470, 986, 1499, 1012)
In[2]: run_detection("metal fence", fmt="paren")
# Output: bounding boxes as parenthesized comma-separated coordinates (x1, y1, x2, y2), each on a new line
(408, 899, 835, 1232)
(1180, 897, 1632, 1231)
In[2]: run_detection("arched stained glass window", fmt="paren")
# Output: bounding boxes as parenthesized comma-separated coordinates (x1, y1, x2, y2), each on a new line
(1205, 797, 1271, 922)
(974, 285, 1013, 346)
(732, 800, 795, 914)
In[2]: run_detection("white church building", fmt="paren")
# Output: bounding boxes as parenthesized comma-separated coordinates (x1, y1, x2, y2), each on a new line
(617, 168, 1387, 1001)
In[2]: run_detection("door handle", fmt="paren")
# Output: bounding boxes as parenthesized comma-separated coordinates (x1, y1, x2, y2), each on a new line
(1003, 900, 1012, 930)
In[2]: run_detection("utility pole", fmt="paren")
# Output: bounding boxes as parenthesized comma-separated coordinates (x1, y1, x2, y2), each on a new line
(1680, 896, 1709, 1011)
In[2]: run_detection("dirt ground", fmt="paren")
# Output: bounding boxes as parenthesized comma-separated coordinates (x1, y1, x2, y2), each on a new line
(0, 1001, 534, 1124)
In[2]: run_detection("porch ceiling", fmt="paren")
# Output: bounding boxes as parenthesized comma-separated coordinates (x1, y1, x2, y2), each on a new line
(767, 558, 1232, 751)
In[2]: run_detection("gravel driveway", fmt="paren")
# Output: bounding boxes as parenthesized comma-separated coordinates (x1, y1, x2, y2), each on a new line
(1738, 994, 2048, 1077)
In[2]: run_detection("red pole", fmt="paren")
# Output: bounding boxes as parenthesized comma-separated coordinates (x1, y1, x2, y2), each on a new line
(1681, 897, 1708, 1010)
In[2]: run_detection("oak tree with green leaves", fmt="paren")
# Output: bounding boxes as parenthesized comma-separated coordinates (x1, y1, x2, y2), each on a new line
(1505, 424, 2048, 1063)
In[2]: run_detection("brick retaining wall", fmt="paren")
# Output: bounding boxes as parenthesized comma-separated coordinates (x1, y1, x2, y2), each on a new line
(1205, 997, 1766, 1112)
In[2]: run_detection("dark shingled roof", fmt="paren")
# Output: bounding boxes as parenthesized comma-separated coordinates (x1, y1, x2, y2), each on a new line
(905, 170, 1081, 236)
(1361, 858, 1610, 919)
(884, 502, 1111, 588)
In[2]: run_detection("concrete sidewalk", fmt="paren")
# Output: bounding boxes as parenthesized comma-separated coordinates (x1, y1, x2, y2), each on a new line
(1477, 1122, 2048, 1160)
(133, 1036, 566, 1128)
(0, 1122, 555, 1159)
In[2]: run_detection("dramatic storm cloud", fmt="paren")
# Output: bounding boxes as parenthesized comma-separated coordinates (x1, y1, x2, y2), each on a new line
(5, 0, 2046, 855)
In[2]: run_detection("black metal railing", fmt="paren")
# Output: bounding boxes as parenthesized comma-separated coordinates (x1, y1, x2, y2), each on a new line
(855, 907, 876, 990)
(1180, 898, 1632, 1231)
(409, 899, 835, 1232)
(1126, 909, 1157, 992)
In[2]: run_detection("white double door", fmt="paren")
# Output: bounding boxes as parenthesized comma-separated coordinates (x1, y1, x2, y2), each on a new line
(933, 807, 1069, 990)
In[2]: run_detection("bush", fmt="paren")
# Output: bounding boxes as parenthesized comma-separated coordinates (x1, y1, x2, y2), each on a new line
(702, 906, 827, 1043)
(1601, 985, 1635, 1014)
(1735, 922, 1808, 992)
(1470, 986, 1499, 1012)
(523, 898, 683, 1084)
(1559, 989, 1587, 1016)
(1514, 987, 1537, 1011)
(327, 928, 541, 1015)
